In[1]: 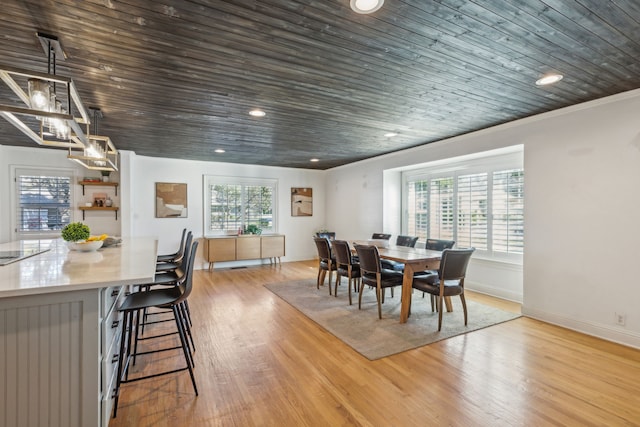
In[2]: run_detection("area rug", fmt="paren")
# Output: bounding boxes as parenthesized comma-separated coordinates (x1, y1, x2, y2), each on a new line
(265, 279, 521, 360)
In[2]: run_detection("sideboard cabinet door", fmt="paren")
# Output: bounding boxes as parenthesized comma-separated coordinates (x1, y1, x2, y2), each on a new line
(236, 236, 261, 260)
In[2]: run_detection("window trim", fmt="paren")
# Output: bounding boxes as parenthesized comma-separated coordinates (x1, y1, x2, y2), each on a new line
(203, 175, 278, 236)
(402, 149, 523, 264)
(11, 165, 78, 240)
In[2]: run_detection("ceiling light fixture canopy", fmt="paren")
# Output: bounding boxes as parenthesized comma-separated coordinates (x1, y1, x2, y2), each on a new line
(350, 0, 384, 14)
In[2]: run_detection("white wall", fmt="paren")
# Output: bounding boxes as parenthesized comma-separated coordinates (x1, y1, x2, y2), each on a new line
(122, 152, 326, 270)
(325, 89, 640, 349)
(523, 91, 640, 348)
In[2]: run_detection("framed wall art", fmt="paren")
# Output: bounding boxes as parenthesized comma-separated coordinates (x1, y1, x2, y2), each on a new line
(291, 187, 313, 216)
(155, 182, 188, 218)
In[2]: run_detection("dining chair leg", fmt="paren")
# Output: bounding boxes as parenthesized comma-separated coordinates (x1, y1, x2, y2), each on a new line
(334, 273, 340, 297)
(437, 295, 444, 331)
(328, 269, 334, 295)
(460, 293, 468, 326)
(358, 280, 365, 309)
(347, 276, 352, 305)
(376, 283, 383, 319)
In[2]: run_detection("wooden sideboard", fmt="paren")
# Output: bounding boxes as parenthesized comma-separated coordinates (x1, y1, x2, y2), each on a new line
(204, 234, 285, 270)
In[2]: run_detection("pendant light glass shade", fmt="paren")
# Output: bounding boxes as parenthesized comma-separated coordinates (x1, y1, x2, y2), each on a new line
(27, 78, 50, 110)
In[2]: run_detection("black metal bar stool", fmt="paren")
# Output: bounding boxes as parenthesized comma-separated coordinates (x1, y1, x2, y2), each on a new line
(112, 240, 199, 418)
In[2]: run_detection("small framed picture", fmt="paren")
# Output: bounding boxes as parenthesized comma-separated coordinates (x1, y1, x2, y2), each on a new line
(92, 192, 107, 207)
(291, 187, 312, 216)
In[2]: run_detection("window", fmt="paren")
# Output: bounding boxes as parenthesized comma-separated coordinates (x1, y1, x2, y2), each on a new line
(403, 150, 523, 261)
(492, 169, 524, 253)
(204, 176, 277, 234)
(14, 167, 74, 238)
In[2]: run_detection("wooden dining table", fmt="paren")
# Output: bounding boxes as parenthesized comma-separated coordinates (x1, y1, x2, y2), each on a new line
(352, 241, 445, 323)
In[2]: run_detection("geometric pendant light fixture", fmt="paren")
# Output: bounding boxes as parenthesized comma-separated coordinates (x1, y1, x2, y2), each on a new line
(0, 32, 118, 170)
(0, 32, 90, 149)
(67, 108, 119, 171)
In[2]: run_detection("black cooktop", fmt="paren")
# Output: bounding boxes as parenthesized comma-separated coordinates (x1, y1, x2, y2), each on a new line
(0, 249, 50, 266)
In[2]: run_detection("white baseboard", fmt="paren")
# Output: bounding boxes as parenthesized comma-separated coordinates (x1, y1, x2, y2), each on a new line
(523, 306, 640, 350)
(466, 280, 523, 303)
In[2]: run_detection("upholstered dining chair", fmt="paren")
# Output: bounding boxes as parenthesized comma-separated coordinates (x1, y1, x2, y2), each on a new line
(396, 235, 419, 248)
(425, 238, 456, 251)
(411, 248, 475, 331)
(332, 239, 361, 305)
(315, 231, 336, 241)
(371, 232, 391, 240)
(354, 244, 404, 319)
(384, 235, 420, 272)
(313, 237, 338, 295)
(420, 238, 456, 279)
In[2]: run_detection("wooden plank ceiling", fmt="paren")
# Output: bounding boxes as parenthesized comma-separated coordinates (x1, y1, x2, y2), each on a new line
(1, 0, 639, 169)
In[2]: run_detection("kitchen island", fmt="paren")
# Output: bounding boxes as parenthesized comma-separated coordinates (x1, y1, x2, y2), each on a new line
(0, 237, 158, 427)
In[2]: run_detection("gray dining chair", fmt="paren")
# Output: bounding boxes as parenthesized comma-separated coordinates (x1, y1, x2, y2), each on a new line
(354, 244, 404, 319)
(412, 248, 475, 330)
(313, 237, 338, 294)
(332, 239, 361, 305)
(385, 235, 420, 272)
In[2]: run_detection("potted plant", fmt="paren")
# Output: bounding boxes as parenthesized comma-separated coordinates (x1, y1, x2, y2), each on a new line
(61, 221, 91, 242)
(101, 170, 111, 182)
(61, 222, 103, 251)
(243, 224, 262, 235)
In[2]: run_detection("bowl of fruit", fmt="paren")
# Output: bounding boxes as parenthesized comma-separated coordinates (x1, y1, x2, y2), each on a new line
(62, 222, 108, 251)
(69, 239, 104, 252)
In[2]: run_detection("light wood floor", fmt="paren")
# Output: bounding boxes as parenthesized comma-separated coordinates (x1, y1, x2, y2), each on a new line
(109, 261, 640, 426)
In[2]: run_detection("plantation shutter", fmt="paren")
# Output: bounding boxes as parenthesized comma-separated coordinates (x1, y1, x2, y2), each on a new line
(429, 177, 454, 240)
(457, 173, 488, 250)
(15, 168, 73, 235)
(492, 169, 524, 254)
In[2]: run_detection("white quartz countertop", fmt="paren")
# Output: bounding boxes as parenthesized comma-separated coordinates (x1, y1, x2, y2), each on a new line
(0, 237, 158, 298)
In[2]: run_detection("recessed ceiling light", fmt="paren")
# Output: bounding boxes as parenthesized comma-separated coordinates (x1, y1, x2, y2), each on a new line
(249, 109, 266, 117)
(350, 0, 384, 14)
(310, 158, 319, 162)
(536, 73, 563, 86)
(214, 149, 225, 153)
(384, 132, 397, 137)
